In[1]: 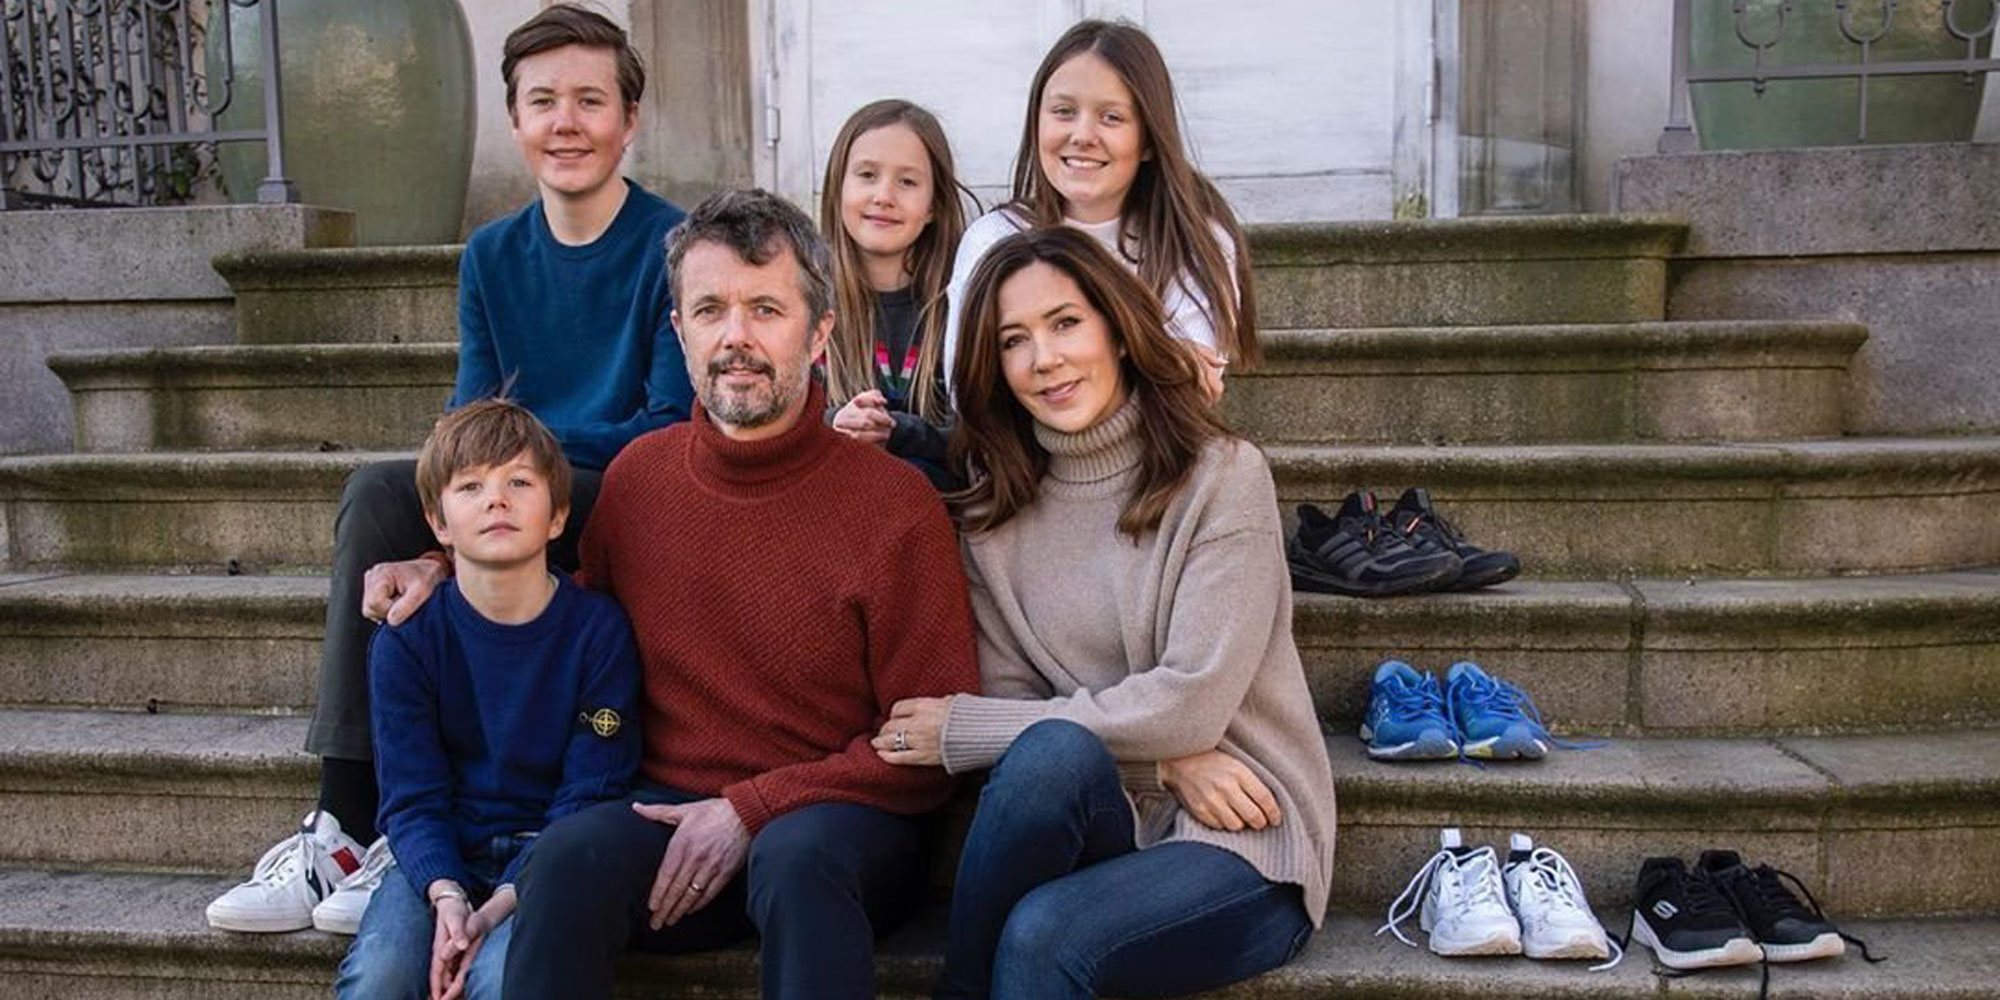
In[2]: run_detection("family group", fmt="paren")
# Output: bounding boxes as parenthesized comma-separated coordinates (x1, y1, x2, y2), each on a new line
(199, 5, 1336, 1000)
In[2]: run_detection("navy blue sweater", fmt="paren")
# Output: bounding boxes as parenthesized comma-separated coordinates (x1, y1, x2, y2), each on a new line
(369, 574, 642, 895)
(454, 180, 693, 471)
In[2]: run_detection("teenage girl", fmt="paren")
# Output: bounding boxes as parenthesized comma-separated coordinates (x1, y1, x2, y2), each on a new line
(820, 99, 972, 490)
(943, 19, 1256, 401)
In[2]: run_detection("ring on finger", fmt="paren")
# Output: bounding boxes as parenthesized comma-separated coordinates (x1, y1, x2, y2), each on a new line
(688, 881, 704, 894)
(892, 729, 910, 752)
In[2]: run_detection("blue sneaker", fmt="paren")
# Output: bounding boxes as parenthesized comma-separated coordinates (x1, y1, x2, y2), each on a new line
(1362, 660, 1460, 760)
(1445, 661, 1556, 760)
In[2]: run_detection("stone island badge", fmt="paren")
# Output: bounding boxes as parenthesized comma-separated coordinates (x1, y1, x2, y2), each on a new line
(581, 708, 622, 738)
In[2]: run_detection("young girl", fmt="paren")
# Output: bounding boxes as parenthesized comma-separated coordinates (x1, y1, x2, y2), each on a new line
(943, 19, 1256, 401)
(874, 227, 1333, 999)
(820, 99, 971, 490)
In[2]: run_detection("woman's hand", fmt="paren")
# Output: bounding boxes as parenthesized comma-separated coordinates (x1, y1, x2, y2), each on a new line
(831, 390, 895, 446)
(1157, 749, 1281, 832)
(872, 696, 951, 766)
(1187, 343, 1227, 403)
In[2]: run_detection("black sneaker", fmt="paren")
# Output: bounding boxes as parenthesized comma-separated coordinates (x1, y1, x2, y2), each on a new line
(1387, 488, 1520, 590)
(1287, 492, 1461, 597)
(1696, 850, 1861, 964)
(1629, 856, 1762, 971)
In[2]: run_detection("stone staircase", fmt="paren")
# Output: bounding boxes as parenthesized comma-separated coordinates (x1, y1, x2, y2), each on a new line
(1, 217, 1996, 997)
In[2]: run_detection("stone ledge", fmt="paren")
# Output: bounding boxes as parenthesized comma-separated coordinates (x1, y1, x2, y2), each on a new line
(1248, 215, 1687, 265)
(0, 206, 354, 303)
(210, 246, 462, 291)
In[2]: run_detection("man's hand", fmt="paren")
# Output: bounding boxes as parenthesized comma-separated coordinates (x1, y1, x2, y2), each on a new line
(1157, 749, 1281, 832)
(362, 555, 450, 626)
(872, 696, 950, 767)
(435, 887, 514, 1000)
(632, 798, 750, 930)
(428, 894, 473, 1000)
(831, 390, 895, 446)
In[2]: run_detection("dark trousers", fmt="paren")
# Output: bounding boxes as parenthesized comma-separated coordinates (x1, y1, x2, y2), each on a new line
(304, 458, 602, 761)
(503, 785, 926, 1000)
(936, 721, 1312, 1000)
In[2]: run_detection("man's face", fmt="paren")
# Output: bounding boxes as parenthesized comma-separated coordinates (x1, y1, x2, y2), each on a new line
(672, 240, 832, 439)
(508, 44, 636, 202)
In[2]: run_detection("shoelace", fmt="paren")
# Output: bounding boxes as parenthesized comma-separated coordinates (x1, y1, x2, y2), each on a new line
(1745, 865, 1884, 964)
(1379, 673, 1453, 729)
(1446, 672, 1603, 752)
(1515, 847, 1623, 971)
(246, 830, 313, 887)
(1376, 846, 1507, 948)
(1400, 508, 1468, 548)
(335, 838, 395, 891)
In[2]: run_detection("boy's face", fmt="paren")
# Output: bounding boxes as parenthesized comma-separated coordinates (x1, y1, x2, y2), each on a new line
(508, 43, 636, 203)
(426, 450, 567, 571)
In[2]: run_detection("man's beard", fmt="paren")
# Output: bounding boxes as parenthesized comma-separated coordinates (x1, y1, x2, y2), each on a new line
(700, 348, 803, 430)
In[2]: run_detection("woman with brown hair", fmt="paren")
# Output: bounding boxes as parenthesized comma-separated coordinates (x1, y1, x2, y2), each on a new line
(942, 19, 1257, 403)
(818, 99, 974, 489)
(874, 227, 1334, 999)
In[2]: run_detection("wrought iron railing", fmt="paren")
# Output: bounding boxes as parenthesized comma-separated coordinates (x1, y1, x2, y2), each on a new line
(1661, 0, 2000, 151)
(0, 0, 292, 209)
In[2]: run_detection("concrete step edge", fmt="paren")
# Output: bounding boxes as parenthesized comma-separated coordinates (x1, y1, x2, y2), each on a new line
(0, 867, 1992, 999)
(0, 451, 406, 498)
(210, 246, 461, 291)
(1254, 320, 1869, 369)
(1266, 436, 2000, 485)
(48, 344, 456, 388)
(1249, 214, 1688, 266)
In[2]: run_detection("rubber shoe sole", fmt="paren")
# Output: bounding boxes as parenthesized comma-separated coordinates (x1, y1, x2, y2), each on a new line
(1422, 911, 1524, 956)
(1287, 549, 1462, 598)
(1761, 933, 1845, 963)
(1360, 724, 1459, 760)
(1462, 727, 1550, 761)
(1523, 928, 1612, 961)
(205, 899, 312, 934)
(1631, 912, 1762, 970)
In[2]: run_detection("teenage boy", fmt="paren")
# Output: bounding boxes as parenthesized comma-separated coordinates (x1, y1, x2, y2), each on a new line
(205, 4, 691, 934)
(331, 398, 641, 1000)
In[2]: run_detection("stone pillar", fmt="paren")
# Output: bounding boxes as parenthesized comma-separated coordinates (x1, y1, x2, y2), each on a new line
(627, 0, 755, 209)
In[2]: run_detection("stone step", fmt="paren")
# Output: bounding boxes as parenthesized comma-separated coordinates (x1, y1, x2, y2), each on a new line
(4, 571, 1995, 736)
(1226, 320, 1867, 445)
(1247, 215, 1685, 330)
(0, 451, 400, 573)
(0, 574, 325, 714)
(211, 246, 460, 346)
(2, 867, 1990, 1000)
(1268, 436, 2000, 576)
(1, 708, 1993, 917)
(1296, 570, 2000, 735)
(47, 344, 455, 453)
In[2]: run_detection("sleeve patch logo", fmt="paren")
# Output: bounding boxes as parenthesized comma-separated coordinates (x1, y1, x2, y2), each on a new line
(581, 708, 622, 738)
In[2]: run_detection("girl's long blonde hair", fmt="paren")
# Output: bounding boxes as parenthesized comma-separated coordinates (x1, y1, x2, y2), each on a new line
(1009, 20, 1259, 367)
(819, 100, 973, 423)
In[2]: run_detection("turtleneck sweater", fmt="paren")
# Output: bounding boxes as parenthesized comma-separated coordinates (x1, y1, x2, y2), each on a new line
(940, 400, 1338, 924)
(576, 382, 980, 832)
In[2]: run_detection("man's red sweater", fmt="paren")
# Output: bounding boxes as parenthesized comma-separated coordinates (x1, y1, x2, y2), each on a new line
(577, 384, 978, 832)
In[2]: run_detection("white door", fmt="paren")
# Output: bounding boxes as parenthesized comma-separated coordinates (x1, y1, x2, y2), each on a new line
(750, 0, 1426, 223)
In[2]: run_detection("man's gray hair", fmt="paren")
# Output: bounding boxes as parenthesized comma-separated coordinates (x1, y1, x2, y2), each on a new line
(664, 188, 832, 321)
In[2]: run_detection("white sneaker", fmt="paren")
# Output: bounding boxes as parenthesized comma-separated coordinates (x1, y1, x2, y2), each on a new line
(205, 811, 364, 932)
(1502, 833, 1621, 969)
(1378, 828, 1522, 956)
(311, 836, 394, 934)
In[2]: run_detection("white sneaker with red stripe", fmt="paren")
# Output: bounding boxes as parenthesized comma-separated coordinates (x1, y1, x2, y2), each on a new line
(311, 836, 393, 934)
(205, 811, 364, 932)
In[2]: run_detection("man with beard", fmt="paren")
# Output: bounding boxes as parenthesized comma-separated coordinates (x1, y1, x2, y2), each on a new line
(498, 189, 980, 999)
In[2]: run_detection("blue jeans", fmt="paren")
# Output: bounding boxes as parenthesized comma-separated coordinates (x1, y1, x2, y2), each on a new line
(333, 833, 533, 1000)
(938, 720, 1314, 1000)
(503, 784, 926, 1000)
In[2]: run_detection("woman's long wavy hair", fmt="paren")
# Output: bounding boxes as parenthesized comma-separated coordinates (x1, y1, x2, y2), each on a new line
(1008, 19, 1259, 366)
(818, 99, 972, 424)
(951, 227, 1230, 539)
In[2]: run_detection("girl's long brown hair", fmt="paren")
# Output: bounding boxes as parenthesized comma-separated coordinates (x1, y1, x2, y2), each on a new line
(951, 227, 1230, 539)
(1009, 19, 1259, 367)
(818, 99, 972, 424)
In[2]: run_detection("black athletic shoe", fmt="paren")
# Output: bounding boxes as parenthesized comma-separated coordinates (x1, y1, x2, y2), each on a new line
(1628, 857, 1762, 971)
(1287, 492, 1461, 597)
(1697, 850, 1873, 964)
(1387, 487, 1520, 590)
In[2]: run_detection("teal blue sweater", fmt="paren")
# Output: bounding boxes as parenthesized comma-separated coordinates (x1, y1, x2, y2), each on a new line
(370, 575, 642, 894)
(454, 180, 692, 470)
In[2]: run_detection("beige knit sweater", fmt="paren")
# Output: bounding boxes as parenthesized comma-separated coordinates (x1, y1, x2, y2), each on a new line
(940, 400, 1337, 925)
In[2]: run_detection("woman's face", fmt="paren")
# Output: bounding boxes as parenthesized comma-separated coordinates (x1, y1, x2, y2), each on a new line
(997, 261, 1129, 434)
(1036, 51, 1147, 224)
(837, 122, 936, 283)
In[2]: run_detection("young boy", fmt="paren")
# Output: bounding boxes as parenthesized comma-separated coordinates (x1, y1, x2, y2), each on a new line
(331, 399, 641, 1000)
(207, 3, 688, 936)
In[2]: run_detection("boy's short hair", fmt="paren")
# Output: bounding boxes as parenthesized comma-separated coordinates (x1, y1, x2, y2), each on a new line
(502, 3, 646, 112)
(415, 398, 573, 521)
